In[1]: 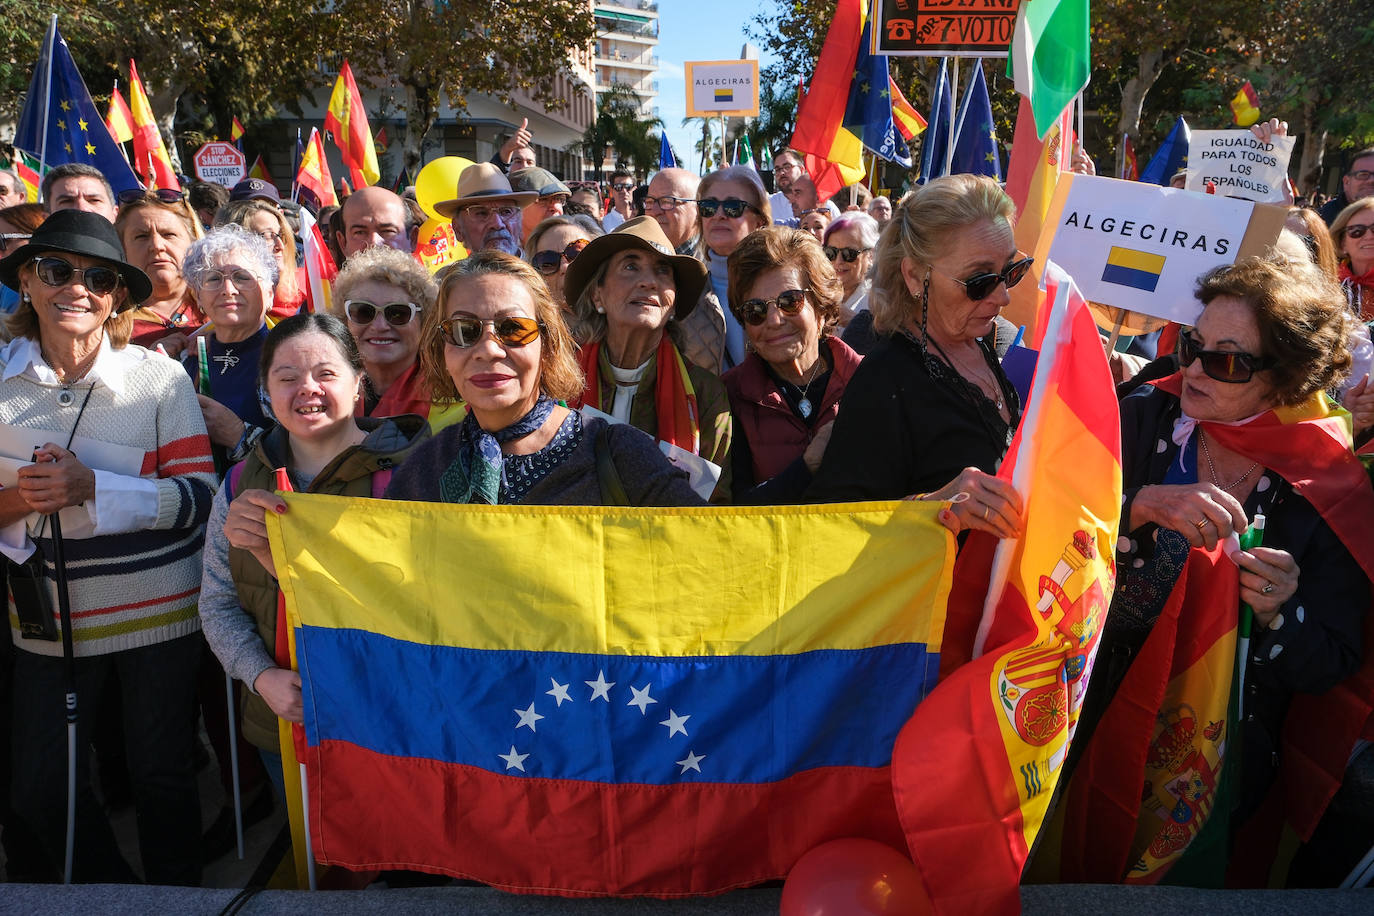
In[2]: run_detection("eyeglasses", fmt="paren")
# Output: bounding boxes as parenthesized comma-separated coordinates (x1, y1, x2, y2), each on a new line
(1178, 331, 1274, 384)
(824, 245, 870, 263)
(31, 256, 122, 295)
(198, 268, 260, 292)
(698, 198, 759, 219)
(257, 230, 286, 246)
(0, 232, 31, 253)
(933, 255, 1034, 301)
(644, 195, 694, 212)
(1348, 170, 1374, 181)
(737, 289, 807, 326)
(612, 182, 635, 192)
(117, 188, 186, 205)
(1343, 223, 1374, 239)
(439, 313, 542, 348)
(344, 299, 420, 326)
(530, 239, 589, 275)
(462, 205, 519, 221)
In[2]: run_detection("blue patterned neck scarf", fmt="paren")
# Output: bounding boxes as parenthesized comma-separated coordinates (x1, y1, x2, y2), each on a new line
(440, 395, 556, 504)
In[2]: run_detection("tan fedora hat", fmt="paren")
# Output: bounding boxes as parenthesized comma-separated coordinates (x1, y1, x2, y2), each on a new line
(434, 162, 538, 218)
(563, 216, 706, 320)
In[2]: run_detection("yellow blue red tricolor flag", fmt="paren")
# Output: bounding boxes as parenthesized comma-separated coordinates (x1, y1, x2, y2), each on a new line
(893, 262, 1122, 915)
(268, 499, 956, 895)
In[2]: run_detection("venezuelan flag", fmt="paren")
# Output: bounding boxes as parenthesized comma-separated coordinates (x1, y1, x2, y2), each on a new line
(1102, 245, 1166, 293)
(268, 499, 955, 895)
(894, 263, 1121, 914)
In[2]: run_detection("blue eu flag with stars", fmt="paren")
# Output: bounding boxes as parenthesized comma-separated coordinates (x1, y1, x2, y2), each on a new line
(842, 18, 911, 169)
(950, 63, 1002, 180)
(15, 20, 141, 195)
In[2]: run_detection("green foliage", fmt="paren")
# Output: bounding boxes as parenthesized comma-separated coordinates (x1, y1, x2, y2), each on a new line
(582, 83, 662, 178)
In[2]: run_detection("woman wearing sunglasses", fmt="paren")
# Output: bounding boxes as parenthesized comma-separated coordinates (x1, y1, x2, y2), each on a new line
(201, 313, 427, 799)
(564, 217, 733, 502)
(115, 188, 206, 355)
(0, 203, 45, 333)
(808, 175, 1028, 538)
(524, 214, 603, 312)
(722, 228, 862, 504)
(822, 212, 880, 327)
(329, 245, 461, 433)
(0, 210, 216, 883)
(1330, 198, 1374, 321)
(386, 251, 700, 507)
(215, 199, 307, 320)
(182, 225, 277, 465)
(681, 166, 773, 375)
(1064, 256, 1374, 877)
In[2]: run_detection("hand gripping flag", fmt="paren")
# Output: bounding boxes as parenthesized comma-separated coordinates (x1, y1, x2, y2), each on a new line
(894, 262, 1122, 915)
(324, 60, 380, 187)
(14, 18, 140, 193)
(128, 59, 180, 191)
(268, 499, 956, 895)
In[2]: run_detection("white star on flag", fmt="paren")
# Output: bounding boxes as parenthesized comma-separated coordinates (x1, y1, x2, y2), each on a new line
(627, 683, 657, 714)
(499, 746, 529, 772)
(586, 670, 615, 702)
(514, 702, 544, 732)
(659, 709, 690, 738)
(546, 678, 572, 706)
(676, 751, 705, 774)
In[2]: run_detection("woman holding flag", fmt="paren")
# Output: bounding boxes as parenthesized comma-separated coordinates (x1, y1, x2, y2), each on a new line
(1063, 255, 1374, 883)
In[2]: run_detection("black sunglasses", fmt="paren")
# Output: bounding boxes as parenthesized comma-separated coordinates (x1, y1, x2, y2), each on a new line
(1344, 223, 1374, 240)
(530, 239, 589, 275)
(344, 299, 419, 327)
(824, 245, 870, 263)
(935, 255, 1034, 301)
(698, 197, 759, 219)
(440, 313, 542, 348)
(1178, 331, 1274, 383)
(737, 289, 807, 326)
(117, 188, 186, 205)
(31, 256, 122, 295)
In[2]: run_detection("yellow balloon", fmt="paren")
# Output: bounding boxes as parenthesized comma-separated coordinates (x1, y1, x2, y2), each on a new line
(415, 217, 466, 274)
(415, 156, 474, 221)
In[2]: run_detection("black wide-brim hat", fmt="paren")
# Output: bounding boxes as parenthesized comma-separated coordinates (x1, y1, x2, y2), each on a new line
(0, 209, 152, 308)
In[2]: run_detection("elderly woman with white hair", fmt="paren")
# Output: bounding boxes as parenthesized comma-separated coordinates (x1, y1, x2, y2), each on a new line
(182, 224, 278, 465)
(823, 211, 880, 326)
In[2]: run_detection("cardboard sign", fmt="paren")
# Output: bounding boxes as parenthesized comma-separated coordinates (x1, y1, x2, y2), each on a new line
(1184, 130, 1295, 203)
(192, 141, 247, 187)
(684, 60, 760, 118)
(874, 0, 1022, 57)
(1038, 174, 1286, 325)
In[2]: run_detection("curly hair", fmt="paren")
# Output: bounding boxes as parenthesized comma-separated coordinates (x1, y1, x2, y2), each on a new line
(869, 174, 1016, 335)
(330, 244, 437, 320)
(420, 251, 583, 404)
(214, 199, 300, 302)
(1194, 255, 1353, 406)
(726, 227, 843, 335)
(182, 223, 279, 290)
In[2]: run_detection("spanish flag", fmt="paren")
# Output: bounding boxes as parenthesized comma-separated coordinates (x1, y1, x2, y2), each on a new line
(248, 154, 273, 184)
(889, 76, 927, 143)
(1230, 81, 1261, 128)
(894, 263, 1121, 914)
(14, 151, 42, 203)
(105, 86, 134, 144)
(790, 0, 866, 202)
(230, 116, 246, 142)
(294, 127, 338, 210)
(324, 60, 380, 187)
(127, 59, 179, 191)
(268, 498, 955, 894)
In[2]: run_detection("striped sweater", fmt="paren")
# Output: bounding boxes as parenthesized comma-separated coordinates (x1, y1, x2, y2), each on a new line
(0, 337, 216, 657)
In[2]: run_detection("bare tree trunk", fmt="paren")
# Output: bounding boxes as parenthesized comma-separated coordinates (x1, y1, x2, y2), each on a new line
(401, 79, 436, 177)
(1116, 47, 1165, 179)
(149, 82, 185, 172)
(1295, 93, 1327, 194)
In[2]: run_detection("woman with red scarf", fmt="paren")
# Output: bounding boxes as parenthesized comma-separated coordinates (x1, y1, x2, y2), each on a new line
(564, 217, 733, 502)
(1058, 256, 1374, 887)
(1331, 198, 1374, 321)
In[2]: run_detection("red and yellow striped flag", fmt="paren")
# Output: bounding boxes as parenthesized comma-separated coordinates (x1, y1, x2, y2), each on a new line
(105, 86, 134, 144)
(127, 60, 179, 191)
(230, 116, 246, 142)
(1230, 81, 1261, 127)
(324, 60, 380, 187)
(894, 263, 1121, 914)
(295, 127, 338, 210)
(888, 76, 927, 143)
(790, 0, 866, 202)
(1004, 94, 1073, 346)
(14, 151, 42, 203)
(248, 154, 273, 184)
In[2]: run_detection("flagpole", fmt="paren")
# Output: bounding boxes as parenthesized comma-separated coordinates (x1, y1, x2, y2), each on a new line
(944, 57, 960, 177)
(37, 14, 58, 176)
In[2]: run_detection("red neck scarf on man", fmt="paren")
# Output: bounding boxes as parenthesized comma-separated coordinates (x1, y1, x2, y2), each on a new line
(572, 336, 700, 455)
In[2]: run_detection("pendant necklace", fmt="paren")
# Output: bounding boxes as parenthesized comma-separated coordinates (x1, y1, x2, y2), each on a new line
(795, 356, 825, 419)
(46, 349, 97, 407)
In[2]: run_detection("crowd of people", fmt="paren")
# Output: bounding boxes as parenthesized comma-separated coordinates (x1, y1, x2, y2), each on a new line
(0, 120, 1370, 893)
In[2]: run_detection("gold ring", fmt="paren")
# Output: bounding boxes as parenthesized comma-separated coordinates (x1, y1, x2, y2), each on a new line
(1194, 519, 1208, 530)
(983, 505, 990, 520)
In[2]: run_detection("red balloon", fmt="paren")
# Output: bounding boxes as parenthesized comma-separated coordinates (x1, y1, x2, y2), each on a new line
(781, 838, 934, 916)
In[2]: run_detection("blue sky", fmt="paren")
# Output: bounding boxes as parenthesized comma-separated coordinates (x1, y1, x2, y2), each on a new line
(655, 0, 779, 173)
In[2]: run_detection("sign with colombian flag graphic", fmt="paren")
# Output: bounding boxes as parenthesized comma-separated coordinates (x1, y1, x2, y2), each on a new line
(685, 60, 759, 117)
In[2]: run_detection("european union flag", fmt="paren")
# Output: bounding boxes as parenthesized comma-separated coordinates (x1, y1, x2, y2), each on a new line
(918, 60, 953, 184)
(842, 18, 911, 168)
(15, 19, 141, 195)
(1140, 116, 1191, 186)
(658, 131, 676, 170)
(950, 63, 1002, 180)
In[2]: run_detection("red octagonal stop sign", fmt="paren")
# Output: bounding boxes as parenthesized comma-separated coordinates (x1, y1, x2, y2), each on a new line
(193, 142, 247, 187)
